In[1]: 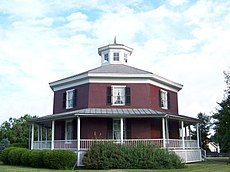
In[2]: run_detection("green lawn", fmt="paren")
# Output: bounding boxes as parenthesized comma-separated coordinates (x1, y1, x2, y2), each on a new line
(0, 158, 229, 172)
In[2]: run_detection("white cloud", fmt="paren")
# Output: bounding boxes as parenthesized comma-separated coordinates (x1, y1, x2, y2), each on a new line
(0, 0, 230, 123)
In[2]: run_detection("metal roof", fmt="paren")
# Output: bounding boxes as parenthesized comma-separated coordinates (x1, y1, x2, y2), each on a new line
(88, 64, 152, 75)
(30, 108, 199, 124)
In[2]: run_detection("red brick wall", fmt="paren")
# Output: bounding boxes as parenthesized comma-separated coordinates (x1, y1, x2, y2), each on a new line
(53, 84, 89, 113)
(53, 83, 179, 114)
(88, 83, 178, 114)
(81, 118, 108, 139)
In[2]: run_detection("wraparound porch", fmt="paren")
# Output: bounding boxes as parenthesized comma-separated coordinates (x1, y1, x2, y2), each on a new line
(30, 108, 203, 165)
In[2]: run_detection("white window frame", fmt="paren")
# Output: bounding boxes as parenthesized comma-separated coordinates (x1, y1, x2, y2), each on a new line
(66, 89, 75, 109)
(113, 52, 119, 61)
(111, 85, 126, 106)
(65, 119, 73, 143)
(113, 119, 126, 140)
(160, 89, 168, 109)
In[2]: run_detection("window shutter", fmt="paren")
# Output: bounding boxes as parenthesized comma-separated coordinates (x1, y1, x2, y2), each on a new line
(125, 87, 131, 105)
(159, 90, 162, 108)
(73, 89, 77, 108)
(107, 87, 112, 105)
(167, 92, 170, 109)
(63, 92, 66, 109)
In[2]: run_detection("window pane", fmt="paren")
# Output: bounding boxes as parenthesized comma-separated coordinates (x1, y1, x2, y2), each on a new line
(112, 87, 125, 105)
(66, 90, 74, 108)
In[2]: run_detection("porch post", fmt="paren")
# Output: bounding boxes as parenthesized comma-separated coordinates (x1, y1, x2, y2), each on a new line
(51, 120, 55, 150)
(77, 116, 81, 151)
(40, 127, 43, 141)
(31, 123, 34, 150)
(45, 128, 48, 141)
(162, 118, 166, 148)
(120, 118, 124, 144)
(188, 125, 191, 140)
(165, 118, 169, 145)
(77, 116, 81, 166)
(37, 125, 40, 141)
(181, 121, 185, 149)
(196, 124, 200, 148)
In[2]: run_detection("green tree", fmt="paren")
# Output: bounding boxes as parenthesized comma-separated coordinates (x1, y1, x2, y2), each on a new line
(213, 69, 230, 153)
(0, 114, 33, 148)
(192, 112, 212, 151)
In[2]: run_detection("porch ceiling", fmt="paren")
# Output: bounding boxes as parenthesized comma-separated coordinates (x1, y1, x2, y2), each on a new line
(30, 108, 199, 125)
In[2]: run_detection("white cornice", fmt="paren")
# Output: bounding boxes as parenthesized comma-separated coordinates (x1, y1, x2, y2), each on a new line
(49, 72, 183, 92)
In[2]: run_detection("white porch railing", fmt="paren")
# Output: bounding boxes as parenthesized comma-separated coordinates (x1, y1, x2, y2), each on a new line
(33, 139, 198, 150)
(33, 141, 51, 149)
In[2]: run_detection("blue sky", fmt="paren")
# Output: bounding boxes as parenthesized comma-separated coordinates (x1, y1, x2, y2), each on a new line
(0, 0, 229, 123)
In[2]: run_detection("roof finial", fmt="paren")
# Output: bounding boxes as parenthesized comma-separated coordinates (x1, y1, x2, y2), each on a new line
(114, 36, 116, 44)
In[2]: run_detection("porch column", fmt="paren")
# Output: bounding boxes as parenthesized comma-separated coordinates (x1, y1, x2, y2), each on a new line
(45, 128, 48, 141)
(181, 121, 185, 149)
(162, 118, 166, 148)
(188, 125, 191, 140)
(165, 118, 169, 144)
(196, 124, 200, 148)
(77, 116, 81, 151)
(40, 127, 43, 141)
(77, 116, 81, 166)
(31, 123, 34, 150)
(120, 118, 124, 144)
(51, 120, 55, 150)
(37, 125, 40, 141)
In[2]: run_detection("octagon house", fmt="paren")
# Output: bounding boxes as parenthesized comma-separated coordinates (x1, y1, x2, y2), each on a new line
(30, 40, 204, 166)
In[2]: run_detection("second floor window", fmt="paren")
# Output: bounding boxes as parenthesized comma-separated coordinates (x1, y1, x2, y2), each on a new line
(113, 52, 119, 61)
(107, 86, 131, 105)
(63, 89, 77, 109)
(160, 90, 169, 109)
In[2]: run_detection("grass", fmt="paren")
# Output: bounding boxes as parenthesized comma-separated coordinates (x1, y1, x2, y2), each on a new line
(0, 158, 229, 172)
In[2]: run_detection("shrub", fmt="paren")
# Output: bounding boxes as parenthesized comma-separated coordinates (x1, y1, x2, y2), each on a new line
(20, 149, 30, 166)
(8, 143, 27, 148)
(0, 147, 17, 165)
(8, 148, 27, 165)
(27, 150, 46, 168)
(43, 150, 76, 169)
(83, 142, 185, 169)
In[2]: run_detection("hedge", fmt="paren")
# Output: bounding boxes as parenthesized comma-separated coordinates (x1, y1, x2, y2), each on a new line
(43, 150, 76, 169)
(0, 148, 77, 170)
(83, 142, 185, 169)
(8, 148, 27, 165)
(0, 147, 17, 165)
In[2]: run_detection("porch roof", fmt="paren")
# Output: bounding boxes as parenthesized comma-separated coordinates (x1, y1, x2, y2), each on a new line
(30, 108, 199, 125)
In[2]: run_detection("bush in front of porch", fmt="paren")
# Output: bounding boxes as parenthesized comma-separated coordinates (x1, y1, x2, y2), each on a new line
(0, 147, 77, 170)
(83, 142, 185, 170)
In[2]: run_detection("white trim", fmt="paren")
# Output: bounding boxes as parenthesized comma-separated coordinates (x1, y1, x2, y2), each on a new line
(77, 116, 81, 166)
(160, 89, 168, 109)
(50, 72, 183, 92)
(120, 118, 124, 144)
(181, 121, 185, 150)
(31, 124, 34, 149)
(66, 89, 75, 109)
(196, 124, 200, 149)
(111, 85, 126, 106)
(51, 120, 55, 150)
(162, 118, 166, 148)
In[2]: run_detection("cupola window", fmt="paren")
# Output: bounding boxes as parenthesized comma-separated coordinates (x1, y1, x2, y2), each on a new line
(113, 52, 119, 61)
(104, 53, 109, 61)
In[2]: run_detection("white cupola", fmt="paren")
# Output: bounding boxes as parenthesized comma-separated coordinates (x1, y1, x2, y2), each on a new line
(98, 37, 133, 66)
